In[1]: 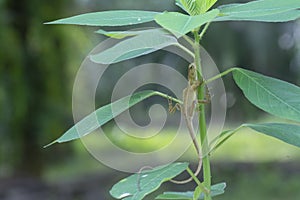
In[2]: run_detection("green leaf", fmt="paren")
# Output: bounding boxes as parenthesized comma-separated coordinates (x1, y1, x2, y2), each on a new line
(178, 0, 218, 15)
(245, 123, 300, 148)
(44, 90, 160, 147)
(95, 28, 168, 39)
(155, 9, 219, 38)
(215, 0, 300, 22)
(45, 10, 159, 26)
(210, 123, 300, 152)
(155, 182, 226, 199)
(233, 68, 300, 122)
(180, 0, 202, 15)
(110, 162, 189, 200)
(199, 0, 218, 14)
(90, 30, 177, 64)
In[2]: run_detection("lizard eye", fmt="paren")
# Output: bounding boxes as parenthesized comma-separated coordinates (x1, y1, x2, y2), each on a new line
(189, 63, 195, 69)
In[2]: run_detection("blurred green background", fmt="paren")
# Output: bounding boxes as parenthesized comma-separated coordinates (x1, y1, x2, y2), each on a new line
(1, 0, 300, 199)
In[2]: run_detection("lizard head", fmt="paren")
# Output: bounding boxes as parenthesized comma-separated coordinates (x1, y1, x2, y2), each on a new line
(188, 63, 197, 82)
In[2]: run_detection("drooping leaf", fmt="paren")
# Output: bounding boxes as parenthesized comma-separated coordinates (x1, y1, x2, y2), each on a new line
(155, 9, 219, 38)
(215, 0, 300, 22)
(95, 28, 169, 39)
(45, 10, 159, 26)
(210, 123, 300, 153)
(110, 162, 189, 200)
(155, 182, 226, 199)
(44, 90, 162, 147)
(90, 30, 177, 64)
(233, 68, 300, 122)
(245, 123, 300, 148)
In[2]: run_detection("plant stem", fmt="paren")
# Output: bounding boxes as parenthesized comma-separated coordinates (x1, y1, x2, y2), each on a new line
(199, 22, 211, 41)
(187, 167, 209, 195)
(193, 29, 212, 200)
(174, 43, 195, 59)
(154, 91, 183, 105)
(183, 35, 195, 47)
(205, 67, 237, 84)
(209, 125, 246, 154)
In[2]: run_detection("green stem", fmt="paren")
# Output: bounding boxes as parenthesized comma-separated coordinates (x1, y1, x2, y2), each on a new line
(193, 32, 201, 74)
(193, 29, 212, 200)
(187, 167, 209, 195)
(199, 22, 211, 41)
(209, 125, 244, 155)
(205, 67, 237, 84)
(183, 35, 195, 47)
(174, 43, 195, 59)
(154, 91, 183, 105)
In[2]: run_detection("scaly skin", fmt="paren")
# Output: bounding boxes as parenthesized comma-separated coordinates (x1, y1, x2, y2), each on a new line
(171, 63, 203, 184)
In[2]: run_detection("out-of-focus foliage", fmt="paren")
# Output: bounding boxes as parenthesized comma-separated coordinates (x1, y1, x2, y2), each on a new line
(0, 0, 93, 176)
(1, 0, 300, 178)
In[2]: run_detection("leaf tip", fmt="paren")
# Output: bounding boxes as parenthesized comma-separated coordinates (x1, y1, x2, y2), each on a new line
(43, 20, 59, 25)
(43, 140, 57, 148)
(89, 54, 102, 64)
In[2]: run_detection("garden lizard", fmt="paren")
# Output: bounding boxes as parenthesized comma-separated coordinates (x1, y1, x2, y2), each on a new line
(170, 63, 209, 184)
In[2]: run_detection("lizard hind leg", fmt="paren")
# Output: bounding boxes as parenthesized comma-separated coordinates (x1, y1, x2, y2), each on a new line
(197, 88, 211, 105)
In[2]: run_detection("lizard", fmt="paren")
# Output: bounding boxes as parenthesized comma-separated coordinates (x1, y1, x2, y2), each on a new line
(169, 63, 209, 184)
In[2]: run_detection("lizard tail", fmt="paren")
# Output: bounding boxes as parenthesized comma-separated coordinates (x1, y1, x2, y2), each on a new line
(170, 115, 203, 184)
(170, 151, 202, 184)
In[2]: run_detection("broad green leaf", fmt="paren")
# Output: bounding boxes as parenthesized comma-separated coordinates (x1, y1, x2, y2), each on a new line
(215, 0, 300, 22)
(155, 9, 219, 38)
(245, 123, 300, 148)
(90, 30, 177, 64)
(210, 123, 300, 152)
(233, 68, 300, 122)
(156, 182, 226, 199)
(95, 28, 168, 39)
(44, 90, 161, 147)
(45, 10, 159, 26)
(110, 162, 189, 200)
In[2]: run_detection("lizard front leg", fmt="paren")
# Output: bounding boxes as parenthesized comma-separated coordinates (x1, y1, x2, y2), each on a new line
(168, 98, 181, 114)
